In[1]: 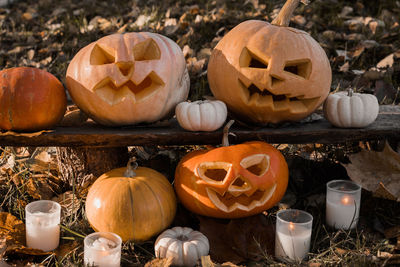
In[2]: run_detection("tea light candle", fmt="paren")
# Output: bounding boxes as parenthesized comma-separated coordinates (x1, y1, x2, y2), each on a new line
(326, 180, 361, 230)
(84, 232, 122, 267)
(25, 200, 61, 251)
(275, 209, 313, 262)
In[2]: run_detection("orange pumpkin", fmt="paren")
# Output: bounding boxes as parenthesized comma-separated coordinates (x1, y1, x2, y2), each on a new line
(66, 32, 189, 126)
(85, 159, 177, 242)
(174, 122, 288, 218)
(207, 0, 331, 125)
(0, 67, 67, 132)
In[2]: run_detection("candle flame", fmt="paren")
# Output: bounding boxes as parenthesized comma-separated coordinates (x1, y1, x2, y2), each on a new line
(341, 196, 350, 205)
(289, 222, 295, 231)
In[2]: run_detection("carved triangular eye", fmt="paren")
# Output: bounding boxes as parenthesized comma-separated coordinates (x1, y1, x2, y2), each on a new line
(284, 59, 312, 79)
(240, 154, 270, 176)
(90, 44, 115, 65)
(197, 162, 232, 184)
(239, 47, 268, 69)
(133, 39, 161, 61)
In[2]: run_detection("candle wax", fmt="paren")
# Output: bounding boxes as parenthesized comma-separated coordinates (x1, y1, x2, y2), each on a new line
(84, 236, 120, 267)
(326, 199, 359, 229)
(275, 224, 311, 261)
(26, 212, 60, 251)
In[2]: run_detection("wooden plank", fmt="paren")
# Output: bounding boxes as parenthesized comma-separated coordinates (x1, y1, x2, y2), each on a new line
(1, 106, 400, 147)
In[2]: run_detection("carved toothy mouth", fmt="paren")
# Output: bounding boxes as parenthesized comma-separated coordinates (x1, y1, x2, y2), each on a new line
(93, 72, 164, 105)
(238, 79, 320, 113)
(205, 183, 277, 213)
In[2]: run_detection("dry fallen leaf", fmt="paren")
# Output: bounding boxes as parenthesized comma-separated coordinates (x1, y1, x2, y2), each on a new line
(0, 130, 52, 137)
(26, 174, 61, 200)
(384, 226, 400, 239)
(144, 257, 173, 267)
(201, 255, 241, 267)
(52, 191, 81, 219)
(377, 53, 395, 68)
(199, 214, 275, 264)
(59, 105, 88, 127)
(343, 142, 400, 201)
(54, 241, 80, 260)
(0, 212, 51, 258)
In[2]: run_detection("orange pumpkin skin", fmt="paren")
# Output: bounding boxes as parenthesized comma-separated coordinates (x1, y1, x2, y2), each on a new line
(174, 141, 288, 218)
(66, 32, 189, 126)
(0, 67, 67, 131)
(85, 166, 177, 242)
(207, 20, 331, 125)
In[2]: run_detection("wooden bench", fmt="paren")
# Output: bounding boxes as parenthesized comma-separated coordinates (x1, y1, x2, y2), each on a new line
(2, 105, 400, 147)
(3, 105, 400, 186)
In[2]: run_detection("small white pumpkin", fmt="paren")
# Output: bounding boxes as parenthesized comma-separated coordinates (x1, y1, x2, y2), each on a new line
(154, 226, 210, 267)
(323, 89, 379, 128)
(176, 100, 227, 131)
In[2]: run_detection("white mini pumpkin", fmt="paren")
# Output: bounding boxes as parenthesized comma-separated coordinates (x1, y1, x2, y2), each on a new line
(175, 100, 227, 131)
(323, 89, 379, 128)
(154, 226, 210, 267)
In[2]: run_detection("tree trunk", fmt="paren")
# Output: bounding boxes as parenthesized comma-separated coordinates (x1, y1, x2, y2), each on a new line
(56, 146, 129, 189)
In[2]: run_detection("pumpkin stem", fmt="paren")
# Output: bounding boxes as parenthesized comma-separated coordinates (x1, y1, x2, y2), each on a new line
(271, 0, 308, 27)
(124, 157, 138, 178)
(348, 89, 354, 97)
(222, 120, 235, 147)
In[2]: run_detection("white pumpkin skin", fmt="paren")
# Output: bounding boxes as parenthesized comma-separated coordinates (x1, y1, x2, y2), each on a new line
(154, 227, 210, 267)
(176, 100, 227, 131)
(323, 90, 379, 128)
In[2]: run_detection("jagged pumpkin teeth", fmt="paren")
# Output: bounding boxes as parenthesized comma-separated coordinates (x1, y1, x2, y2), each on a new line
(66, 32, 189, 126)
(175, 140, 289, 219)
(208, 0, 332, 125)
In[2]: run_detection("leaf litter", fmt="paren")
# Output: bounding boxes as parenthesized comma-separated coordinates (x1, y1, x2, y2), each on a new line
(0, 0, 399, 266)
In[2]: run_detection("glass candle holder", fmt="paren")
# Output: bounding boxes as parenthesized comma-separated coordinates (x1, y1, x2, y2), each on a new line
(275, 209, 313, 262)
(326, 180, 361, 230)
(25, 200, 61, 251)
(84, 232, 122, 267)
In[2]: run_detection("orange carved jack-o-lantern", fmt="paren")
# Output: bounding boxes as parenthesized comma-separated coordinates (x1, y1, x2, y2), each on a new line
(66, 32, 189, 126)
(174, 138, 288, 218)
(207, 0, 331, 125)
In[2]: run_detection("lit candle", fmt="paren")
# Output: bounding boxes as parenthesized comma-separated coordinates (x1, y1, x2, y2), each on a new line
(25, 200, 61, 251)
(275, 209, 313, 262)
(326, 180, 361, 230)
(84, 232, 122, 267)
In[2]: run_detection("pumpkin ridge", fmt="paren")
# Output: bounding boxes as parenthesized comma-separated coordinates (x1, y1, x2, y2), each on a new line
(141, 178, 166, 229)
(127, 178, 136, 241)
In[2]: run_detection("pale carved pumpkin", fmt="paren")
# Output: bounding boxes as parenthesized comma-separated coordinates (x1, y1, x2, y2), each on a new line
(155, 227, 210, 267)
(174, 121, 288, 218)
(66, 32, 189, 126)
(175, 100, 227, 131)
(324, 89, 379, 128)
(207, 0, 332, 125)
(85, 159, 177, 242)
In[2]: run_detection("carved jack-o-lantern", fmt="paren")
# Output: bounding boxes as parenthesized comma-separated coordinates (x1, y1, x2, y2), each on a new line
(174, 138, 288, 218)
(66, 32, 189, 126)
(207, 0, 331, 125)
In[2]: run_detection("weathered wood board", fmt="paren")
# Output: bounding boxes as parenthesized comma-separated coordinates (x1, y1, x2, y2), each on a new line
(1, 106, 399, 147)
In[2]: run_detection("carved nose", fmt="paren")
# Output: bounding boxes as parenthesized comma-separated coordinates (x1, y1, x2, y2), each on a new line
(116, 62, 134, 76)
(228, 177, 251, 197)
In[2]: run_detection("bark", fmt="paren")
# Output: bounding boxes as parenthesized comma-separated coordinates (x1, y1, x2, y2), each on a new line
(56, 146, 129, 189)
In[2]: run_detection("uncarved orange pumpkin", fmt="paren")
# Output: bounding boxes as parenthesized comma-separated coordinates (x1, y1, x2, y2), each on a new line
(207, 0, 331, 125)
(66, 32, 189, 126)
(0, 67, 67, 132)
(174, 139, 288, 219)
(85, 160, 177, 242)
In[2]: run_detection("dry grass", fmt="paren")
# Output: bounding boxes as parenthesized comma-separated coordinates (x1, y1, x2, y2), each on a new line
(0, 0, 400, 266)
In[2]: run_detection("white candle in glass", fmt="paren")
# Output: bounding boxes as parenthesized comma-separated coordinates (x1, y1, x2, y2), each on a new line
(326, 180, 361, 230)
(84, 232, 122, 267)
(25, 200, 61, 251)
(275, 209, 313, 262)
